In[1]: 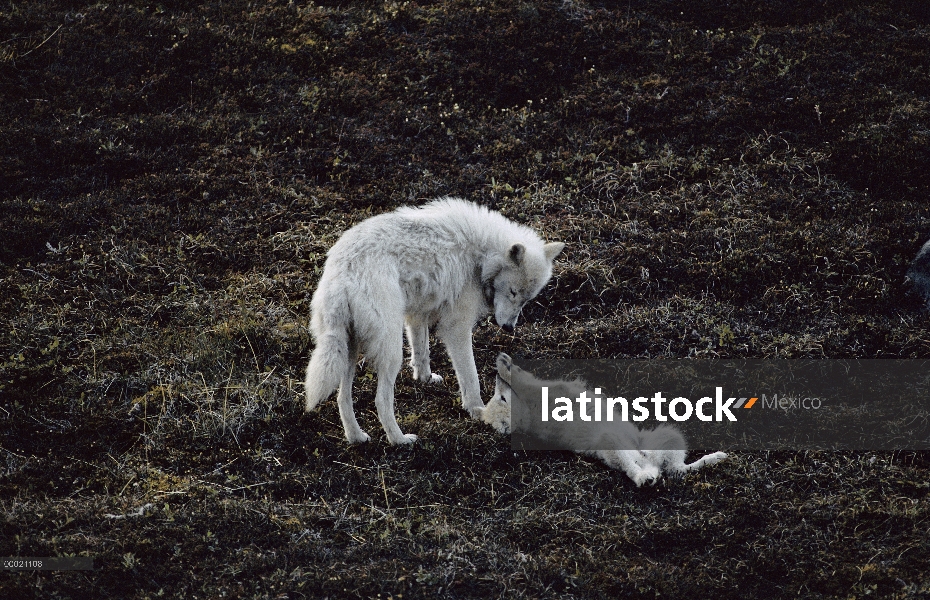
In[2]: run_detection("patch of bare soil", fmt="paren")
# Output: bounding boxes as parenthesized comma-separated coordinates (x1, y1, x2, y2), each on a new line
(2, 1, 929, 597)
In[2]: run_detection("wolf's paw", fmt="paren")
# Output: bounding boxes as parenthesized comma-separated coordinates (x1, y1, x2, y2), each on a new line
(392, 433, 418, 445)
(632, 465, 661, 487)
(346, 429, 371, 444)
(413, 369, 443, 384)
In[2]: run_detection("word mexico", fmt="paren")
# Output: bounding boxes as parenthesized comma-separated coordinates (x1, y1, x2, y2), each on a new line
(540, 387, 751, 423)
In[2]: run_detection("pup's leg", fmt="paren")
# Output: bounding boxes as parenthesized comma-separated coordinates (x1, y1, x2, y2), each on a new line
(495, 352, 512, 381)
(438, 321, 483, 417)
(470, 352, 512, 433)
(405, 317, 442, 384)
(336, 336, 370, 444)
(595, 450, 660, 487)
(667, 451, 728, 475)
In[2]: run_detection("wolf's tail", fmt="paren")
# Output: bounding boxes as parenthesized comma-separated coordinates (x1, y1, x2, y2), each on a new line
(304, 284, 352, 411)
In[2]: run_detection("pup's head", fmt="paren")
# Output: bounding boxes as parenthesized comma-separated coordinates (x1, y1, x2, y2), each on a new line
(482, 242, 564, 332)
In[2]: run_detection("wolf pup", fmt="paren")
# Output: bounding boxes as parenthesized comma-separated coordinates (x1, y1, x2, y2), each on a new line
(304, 198, 564, 445)
(483, 353, 727, 486)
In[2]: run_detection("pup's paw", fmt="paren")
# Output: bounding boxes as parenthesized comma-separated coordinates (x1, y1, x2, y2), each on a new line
(631, 465, 661, 487)
(496, 352, 512, 375)
(428, 373, 443, 384)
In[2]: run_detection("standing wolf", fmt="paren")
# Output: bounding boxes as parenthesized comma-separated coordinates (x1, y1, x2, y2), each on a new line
(304, 197, 564, 445)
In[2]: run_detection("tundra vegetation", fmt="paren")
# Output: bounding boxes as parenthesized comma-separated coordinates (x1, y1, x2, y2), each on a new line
(1, 1, 929, 597)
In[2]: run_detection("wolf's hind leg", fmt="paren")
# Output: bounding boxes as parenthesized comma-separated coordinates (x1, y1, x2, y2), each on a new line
(336, 337, 370, 444)
(373, 368, 418, 444)
(354, 283, 417, 445)
(370, 323, 417, 445)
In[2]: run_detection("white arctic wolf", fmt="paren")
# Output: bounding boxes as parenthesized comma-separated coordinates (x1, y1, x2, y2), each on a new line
(304, 197, 564, 445)
(482, 353, 728, 486)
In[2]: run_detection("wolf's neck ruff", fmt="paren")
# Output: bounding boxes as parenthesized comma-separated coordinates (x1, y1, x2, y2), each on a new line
(481, 272, 496, 308)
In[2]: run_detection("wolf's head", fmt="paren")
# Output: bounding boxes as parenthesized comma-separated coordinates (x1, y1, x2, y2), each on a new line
(482, 242, 564, 332)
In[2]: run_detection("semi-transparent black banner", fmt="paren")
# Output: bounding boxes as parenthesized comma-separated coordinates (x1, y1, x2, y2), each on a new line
(508, 360, 930, 451)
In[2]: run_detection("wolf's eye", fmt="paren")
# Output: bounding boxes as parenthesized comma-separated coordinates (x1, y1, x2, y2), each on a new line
(510, 288, 518, 299)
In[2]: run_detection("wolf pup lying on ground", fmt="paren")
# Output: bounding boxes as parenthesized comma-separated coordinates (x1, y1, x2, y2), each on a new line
(480, 353, 728, 486)
(304, 198, 564, 445)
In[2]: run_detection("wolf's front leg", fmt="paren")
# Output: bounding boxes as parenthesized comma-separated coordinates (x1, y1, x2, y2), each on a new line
(405, 317, 443, 384)
(438, 322, 484, 417)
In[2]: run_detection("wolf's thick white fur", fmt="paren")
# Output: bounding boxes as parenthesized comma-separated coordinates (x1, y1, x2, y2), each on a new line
(484, 353, 727, 486)
(304, 198, 564, 445)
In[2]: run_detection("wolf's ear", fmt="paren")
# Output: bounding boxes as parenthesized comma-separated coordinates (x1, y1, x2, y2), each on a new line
(481, 254, 505, 282)
(508, 243, 525, 265)
(543, 242, 565, 262)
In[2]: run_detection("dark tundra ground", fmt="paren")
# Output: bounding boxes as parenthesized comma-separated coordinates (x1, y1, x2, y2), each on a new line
(2, 1, 930, 598)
